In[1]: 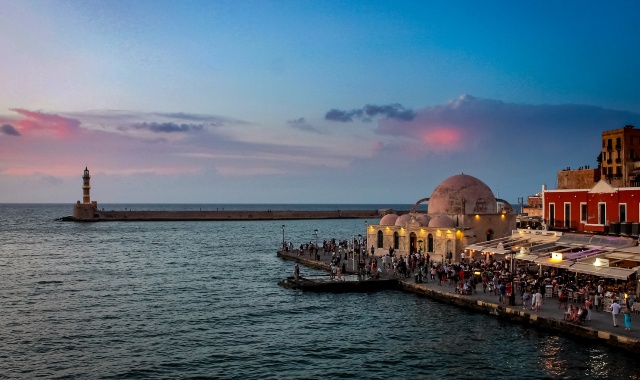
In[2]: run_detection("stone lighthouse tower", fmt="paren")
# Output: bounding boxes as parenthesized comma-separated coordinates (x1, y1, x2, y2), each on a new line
(82, 167, 91, 204)
(73, 167, 98, 220)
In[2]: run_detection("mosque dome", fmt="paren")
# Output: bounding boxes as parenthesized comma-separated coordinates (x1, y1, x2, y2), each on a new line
(379, 213, 399, 226)
(428, 214, 456, 228)
(415, 214, 431, 227)
(395, 214, 413, 227)
(428, 174, 497, 215)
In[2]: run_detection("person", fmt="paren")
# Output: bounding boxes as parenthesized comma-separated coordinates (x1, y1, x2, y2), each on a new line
(564, 305, 574, 321)
(584, 297, 593, 321)
(522, 289, 531, 310)
(499, 282, 506, 304)
(558, 287, 568, 309)
(611, 299, 621, 327)
(506, 282, 513, 305)
(293, 264, 300, 280)
(371, 245, 375, 256)
(532, 289, 543, 311)
(594, 293, 601, 312)
(624, 309, 632, 331)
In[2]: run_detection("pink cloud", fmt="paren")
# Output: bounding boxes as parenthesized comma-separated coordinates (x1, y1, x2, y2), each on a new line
(10, 108, 82, 138)
(420, 128, 463, 151)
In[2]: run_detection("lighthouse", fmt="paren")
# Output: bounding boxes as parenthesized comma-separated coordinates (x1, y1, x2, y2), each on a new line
(73, 167, 98, 220)
(82, 167, 91, 204)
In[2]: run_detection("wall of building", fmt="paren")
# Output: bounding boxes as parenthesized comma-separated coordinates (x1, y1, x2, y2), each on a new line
(544, 187, 640, 233)
(557, 168, 600, 189)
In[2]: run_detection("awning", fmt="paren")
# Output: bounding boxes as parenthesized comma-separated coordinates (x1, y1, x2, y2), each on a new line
(533, 257, 574, 269)
(482, 247, 510, 255)
(515, 254, 541, 262)
(569, 263, 637, 280)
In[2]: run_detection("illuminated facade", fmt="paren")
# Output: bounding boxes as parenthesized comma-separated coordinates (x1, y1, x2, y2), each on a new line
(366, 174, 516, 262)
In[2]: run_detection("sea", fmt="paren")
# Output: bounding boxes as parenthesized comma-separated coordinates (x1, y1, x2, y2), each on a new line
(0, 203, 638, 379)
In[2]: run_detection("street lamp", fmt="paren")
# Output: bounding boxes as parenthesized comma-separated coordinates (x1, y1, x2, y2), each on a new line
(314, 229, 318, 256)
(281, 225, 285, 251)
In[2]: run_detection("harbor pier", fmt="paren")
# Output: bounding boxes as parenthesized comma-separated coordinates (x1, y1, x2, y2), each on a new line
(278, 248, 640, 354)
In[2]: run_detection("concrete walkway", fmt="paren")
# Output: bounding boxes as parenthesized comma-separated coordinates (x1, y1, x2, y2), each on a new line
(280, 248, 640, 343)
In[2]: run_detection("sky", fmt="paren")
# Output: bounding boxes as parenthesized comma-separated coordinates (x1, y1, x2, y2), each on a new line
(1, 1, 640, 204)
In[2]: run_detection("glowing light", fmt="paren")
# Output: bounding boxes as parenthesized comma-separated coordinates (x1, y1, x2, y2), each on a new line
(551, 252, 563, 261)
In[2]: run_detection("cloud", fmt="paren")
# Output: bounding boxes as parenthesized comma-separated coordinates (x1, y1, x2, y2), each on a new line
(325, 103, 415, 122)
(9, 109, 82, 138)
(287, 117, 323, 134)
(376, 94, 640, 152)
(131, 122, 205, 133)
(1, 124, 20, 136)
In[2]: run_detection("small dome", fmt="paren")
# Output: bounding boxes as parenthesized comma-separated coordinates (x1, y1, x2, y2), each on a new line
(415, 214, 431, 227)
(395, 214, 412, 227)
(428, 214, 455, 228)
(380, 213, 399, 226)
(428, 174, 497, 215)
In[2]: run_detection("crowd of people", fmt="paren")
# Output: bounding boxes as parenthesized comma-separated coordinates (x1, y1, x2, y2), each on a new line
(288, 238, 638, 331)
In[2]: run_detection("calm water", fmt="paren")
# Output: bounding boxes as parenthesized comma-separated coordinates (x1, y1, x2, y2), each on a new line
(0, 204, 637, 379)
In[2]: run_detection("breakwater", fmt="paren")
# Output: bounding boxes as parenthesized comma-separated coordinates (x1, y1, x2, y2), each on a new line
(62, 209, 381, 222)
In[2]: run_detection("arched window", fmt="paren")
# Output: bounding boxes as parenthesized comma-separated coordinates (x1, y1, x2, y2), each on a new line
(427, 233, 434, 252)
(377, 230, 384, 248)
(393, 232, 399, 249)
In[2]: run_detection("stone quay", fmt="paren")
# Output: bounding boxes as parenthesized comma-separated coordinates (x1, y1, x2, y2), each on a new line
(277, 248, 640, 355)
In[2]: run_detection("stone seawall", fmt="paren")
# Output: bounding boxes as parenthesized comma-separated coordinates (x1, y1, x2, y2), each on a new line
(65, 209, 381, 222)
(278, 248, 640, 355)
(398, 281, 640, 354)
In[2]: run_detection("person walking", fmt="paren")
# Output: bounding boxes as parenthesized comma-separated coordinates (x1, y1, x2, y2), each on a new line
(584, 297, 593, 321)
(611, 299, 621, 327)
(624, 309, 632, 331)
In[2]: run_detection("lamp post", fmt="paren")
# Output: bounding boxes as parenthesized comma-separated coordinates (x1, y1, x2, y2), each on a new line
(314, 229, 318, 257)
(510, 251, 516, 306)
(281, 225, 285, 251)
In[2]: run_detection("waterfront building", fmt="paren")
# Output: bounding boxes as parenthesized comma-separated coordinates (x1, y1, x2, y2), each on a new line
(543, 180, 640, 235)
(366, 173, 516, 262)
(600, 125, 640, 187)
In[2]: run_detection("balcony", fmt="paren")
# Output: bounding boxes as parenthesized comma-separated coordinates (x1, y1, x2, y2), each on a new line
(616, 158, 621, 163)
(607, 159, 612, 164)
(616, 144, 622, 150)
(607, 145, 613, 151)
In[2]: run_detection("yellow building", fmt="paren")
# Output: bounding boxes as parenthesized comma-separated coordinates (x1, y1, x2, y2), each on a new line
(601, 125, 640, 187)
(366, 174, 516, 262)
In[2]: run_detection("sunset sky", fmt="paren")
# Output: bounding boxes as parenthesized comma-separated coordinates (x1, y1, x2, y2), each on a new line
(1, 1, 639, 204)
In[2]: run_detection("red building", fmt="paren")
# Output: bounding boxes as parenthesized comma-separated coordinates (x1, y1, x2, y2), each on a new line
(543, 180, 640, 234)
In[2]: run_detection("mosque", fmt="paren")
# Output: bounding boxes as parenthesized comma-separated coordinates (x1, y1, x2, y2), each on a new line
(366, 173, 516, 262)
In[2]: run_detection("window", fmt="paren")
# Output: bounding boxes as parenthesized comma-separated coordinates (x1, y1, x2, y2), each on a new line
(580, 203, 587, 223)
(620, 204, 627, 222)
(549, 203, 555, 227)
(631, 149, 635, 160)
(599, 203, 606, 225)
(427, 234, 434, 252)
(377, 230, 384, 248)
(564, 203, 571, 228)
(393, 232, 399, 250)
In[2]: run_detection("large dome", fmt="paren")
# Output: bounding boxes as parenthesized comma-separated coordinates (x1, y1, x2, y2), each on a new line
(428, 174, 497, 215)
